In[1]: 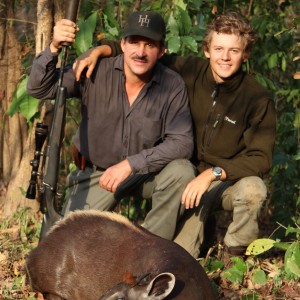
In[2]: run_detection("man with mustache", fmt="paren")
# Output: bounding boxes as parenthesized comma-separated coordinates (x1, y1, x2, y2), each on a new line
(72, 11, 276, 258)
(27, 11, 195, 240)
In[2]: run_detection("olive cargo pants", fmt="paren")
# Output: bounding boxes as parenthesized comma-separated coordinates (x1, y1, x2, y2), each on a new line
(174, 176, 267, 258)
(62, 159, 196, 240)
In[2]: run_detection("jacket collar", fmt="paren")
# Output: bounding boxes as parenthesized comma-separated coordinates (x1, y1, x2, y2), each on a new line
(206, 62, 246, 94)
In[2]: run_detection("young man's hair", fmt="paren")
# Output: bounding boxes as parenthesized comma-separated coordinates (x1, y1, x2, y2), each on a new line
(202, 11, 257, 57)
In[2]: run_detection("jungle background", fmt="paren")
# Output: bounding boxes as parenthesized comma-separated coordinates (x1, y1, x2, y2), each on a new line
(0, 0, 299, 299)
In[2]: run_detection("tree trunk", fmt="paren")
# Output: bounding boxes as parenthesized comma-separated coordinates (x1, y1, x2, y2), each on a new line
(0, 0, 55, 217)
(36, 0, 53, 54)
(0, 0, 33, 215)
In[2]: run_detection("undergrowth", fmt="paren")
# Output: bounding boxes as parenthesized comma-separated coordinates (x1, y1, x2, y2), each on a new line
(0, 208, 299, 299)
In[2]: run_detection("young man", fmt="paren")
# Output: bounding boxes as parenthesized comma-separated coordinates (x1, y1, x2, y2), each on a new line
(27, 11, 196, 241)
(74, 11, 277, 258)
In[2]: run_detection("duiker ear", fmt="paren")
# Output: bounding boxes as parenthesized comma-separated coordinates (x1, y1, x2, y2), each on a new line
(146, 272, 176, 300)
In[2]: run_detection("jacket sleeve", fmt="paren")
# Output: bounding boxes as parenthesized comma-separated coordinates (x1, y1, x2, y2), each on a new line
(216, 97, 276, 180)
(26, 46, 79, 99)
(98, 39, 122, 57)
(127, 81, 194, 174)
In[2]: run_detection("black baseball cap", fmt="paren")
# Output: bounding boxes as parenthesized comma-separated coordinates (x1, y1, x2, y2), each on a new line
(123, 11, 166, 42)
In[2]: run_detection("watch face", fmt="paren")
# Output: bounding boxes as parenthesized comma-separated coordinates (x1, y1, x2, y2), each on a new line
(212, 167, 222, 178)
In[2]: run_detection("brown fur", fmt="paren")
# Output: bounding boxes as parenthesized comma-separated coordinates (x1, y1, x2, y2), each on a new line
(26, 210, 217, 299)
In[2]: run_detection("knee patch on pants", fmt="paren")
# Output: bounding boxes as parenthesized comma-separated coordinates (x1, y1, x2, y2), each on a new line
(223, 176, 267, 213)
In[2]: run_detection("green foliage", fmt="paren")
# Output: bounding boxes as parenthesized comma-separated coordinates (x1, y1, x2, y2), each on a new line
(7, 75, 39, 122)
(284, 242, 300, 278)
(74, 11, 98, 56)
(252, 269, 267, 285)
(14, 207, 41, 242)
(241, 294, 259, 300)
(245, 224, 300, 280)
(0, 208, 41, 298)
(202, 256, 224, 273)
(221, 257, 247, 284)
(248, 2, 300, 228)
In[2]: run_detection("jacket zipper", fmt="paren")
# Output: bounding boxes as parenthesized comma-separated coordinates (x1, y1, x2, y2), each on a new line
(207, 113, 221, 146)
(200, 85, 219, 160)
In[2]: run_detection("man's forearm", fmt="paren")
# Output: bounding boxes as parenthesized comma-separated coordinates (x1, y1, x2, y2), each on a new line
(27, 46, 60, 99)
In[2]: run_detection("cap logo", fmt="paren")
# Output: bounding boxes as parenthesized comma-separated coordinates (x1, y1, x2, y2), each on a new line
(138, 15, 150, 27)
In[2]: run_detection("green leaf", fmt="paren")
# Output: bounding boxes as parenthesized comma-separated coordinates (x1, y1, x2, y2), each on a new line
(273, 242, 291, 251)
(221, 257, 246, 284)
(231, 257, 247, 273)
(294, 109, 300, 128)
(103, 13, 120, 39)
(181, 36, 198, 53)
(285, 225, 300, 236)
(281, 56, 287, 72)
(246, 238, 276, 255)
(174, 0, 187, 10)
(203, 258, 224, 272)
(108, 27, 119, 37)
(7, 76, 39, 122)
(267, 53, 278, 69)
(167, 14, 179, 36)
(252, 269, 267, 285)
(174, 6, 191, 35)
(74, 11, 98, 56)
(167, 36, 181, 54)
(241, 293, 259, 300)
(294, 150, 300, 160)
(209, 259, 224, 272)
(284, 242, 300, 278)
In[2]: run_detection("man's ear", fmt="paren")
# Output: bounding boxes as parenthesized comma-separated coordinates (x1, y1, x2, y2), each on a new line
(203, 45, 210, 58)
(204, 50, 210, 59)
(158, 47, 166, 59)
(120, 38, 125, 52)
(243, 54, 250, 63)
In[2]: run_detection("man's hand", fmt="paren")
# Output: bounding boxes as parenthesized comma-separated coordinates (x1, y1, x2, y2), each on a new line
(50, 19, 79, 53)
(72, 45, 113, 81)
(181, 169, 215, 209)
(99, 160, 132, 193)
(181, 167, 226, 209)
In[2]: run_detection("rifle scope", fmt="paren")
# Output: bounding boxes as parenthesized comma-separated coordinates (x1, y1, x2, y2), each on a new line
(26, 122, 48, 199)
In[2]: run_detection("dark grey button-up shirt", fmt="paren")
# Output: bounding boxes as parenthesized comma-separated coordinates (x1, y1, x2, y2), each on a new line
(27, 46, 194, 174)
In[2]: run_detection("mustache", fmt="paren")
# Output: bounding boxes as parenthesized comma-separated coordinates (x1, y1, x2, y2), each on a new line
(132, 55, 148, 62)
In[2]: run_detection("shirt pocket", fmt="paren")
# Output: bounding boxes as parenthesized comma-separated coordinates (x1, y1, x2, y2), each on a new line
(142, 117, 162, 148)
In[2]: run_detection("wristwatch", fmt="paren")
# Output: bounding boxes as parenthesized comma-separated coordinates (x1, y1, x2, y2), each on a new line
(212, 166, 222, 180)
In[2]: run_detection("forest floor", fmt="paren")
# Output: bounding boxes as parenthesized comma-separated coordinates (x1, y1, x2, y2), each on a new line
(0, 207, 299, 299)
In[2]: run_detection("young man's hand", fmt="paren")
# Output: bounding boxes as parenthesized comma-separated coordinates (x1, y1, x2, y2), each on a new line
(181, 167, 226, 209)
(72, 45, 112, 81)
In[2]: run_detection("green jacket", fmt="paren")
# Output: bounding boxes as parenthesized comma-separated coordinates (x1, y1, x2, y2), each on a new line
(107, 42, 277, 181)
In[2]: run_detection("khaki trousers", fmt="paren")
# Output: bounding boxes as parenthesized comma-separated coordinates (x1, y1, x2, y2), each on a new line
(174, 176, 267, 258)
(62, 159, 196, 240)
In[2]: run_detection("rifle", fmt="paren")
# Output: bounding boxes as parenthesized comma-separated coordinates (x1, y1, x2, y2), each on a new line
(26, 0, 80, 240)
